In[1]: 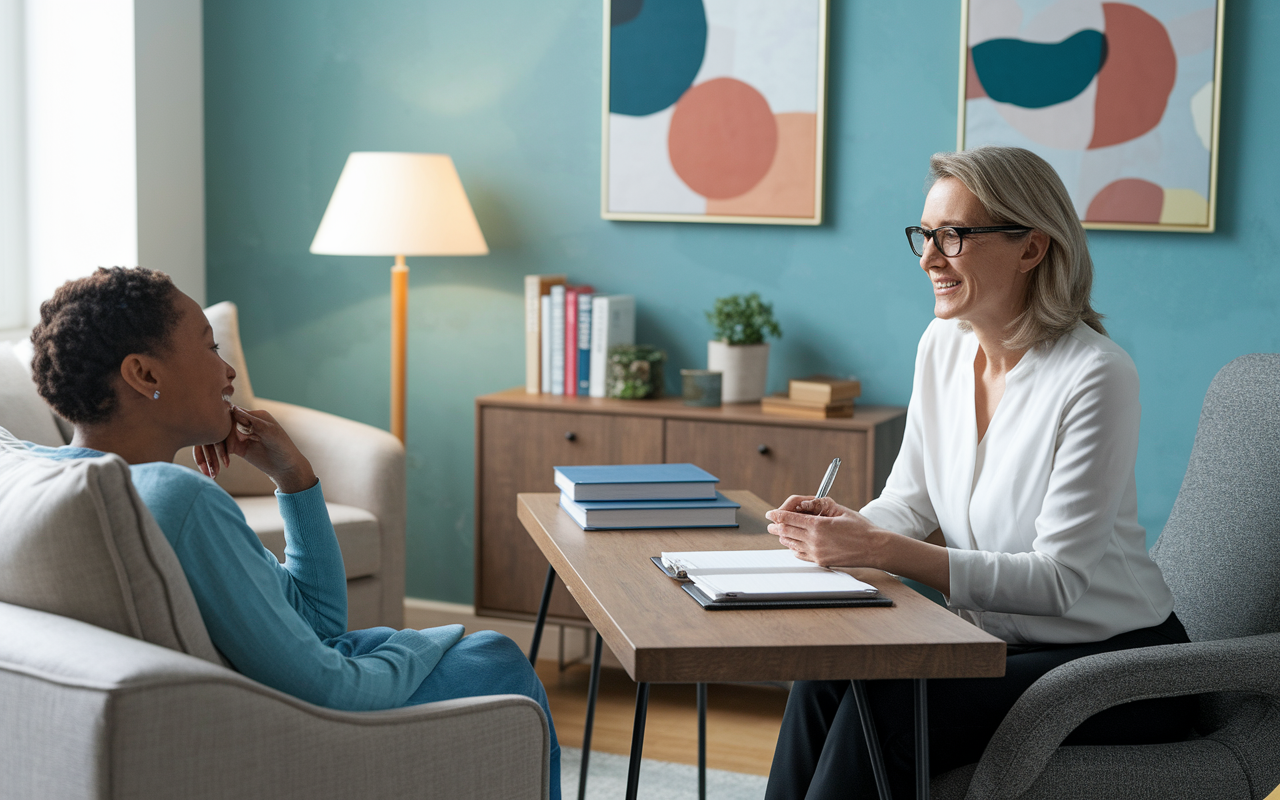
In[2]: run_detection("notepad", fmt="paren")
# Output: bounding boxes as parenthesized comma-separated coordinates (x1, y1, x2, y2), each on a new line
(690, 571, 878, 601)
(661, 549, 827, 578)
(658, 549, 879, 602)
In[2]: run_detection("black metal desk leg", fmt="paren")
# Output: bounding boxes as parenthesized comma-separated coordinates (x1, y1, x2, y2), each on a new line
(528, 564, 556, 664)
(624, 682, 650, 800)
(915, 678, 929, 800)
(697, 682, 708, 800)
(576, 631, 604, 800)
(851, 680, 893, 800)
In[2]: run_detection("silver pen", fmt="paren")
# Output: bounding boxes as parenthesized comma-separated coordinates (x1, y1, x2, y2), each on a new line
(814, 457, 841, 501)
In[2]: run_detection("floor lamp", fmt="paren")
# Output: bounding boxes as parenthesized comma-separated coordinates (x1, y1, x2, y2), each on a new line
(310, 152, 488, 441)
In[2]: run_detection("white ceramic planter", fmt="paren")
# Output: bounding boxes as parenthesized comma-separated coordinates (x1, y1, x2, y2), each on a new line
(707, 340, 770, 403)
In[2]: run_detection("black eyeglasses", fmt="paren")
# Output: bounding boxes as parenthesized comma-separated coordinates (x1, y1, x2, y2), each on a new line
(905, 225, 1032, 257)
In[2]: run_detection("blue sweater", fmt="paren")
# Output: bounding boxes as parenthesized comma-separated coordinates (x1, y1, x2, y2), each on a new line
(32, 444, 464, 711)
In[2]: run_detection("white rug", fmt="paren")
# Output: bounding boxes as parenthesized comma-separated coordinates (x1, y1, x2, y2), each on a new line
(560, 746, 768, 800)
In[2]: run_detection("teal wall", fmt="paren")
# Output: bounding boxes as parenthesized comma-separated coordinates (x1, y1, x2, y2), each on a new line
(204, 1, 1280, 604)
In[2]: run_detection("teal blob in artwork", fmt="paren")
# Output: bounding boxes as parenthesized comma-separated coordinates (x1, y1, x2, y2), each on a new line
(610, 0, 706, 116)
(972, 30, 1107, 109)
(611, 0, 643, 26)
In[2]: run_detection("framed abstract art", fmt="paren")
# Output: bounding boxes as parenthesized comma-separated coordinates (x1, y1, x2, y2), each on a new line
(959, 0, 1225, 232)
(601, 0, 829, 225)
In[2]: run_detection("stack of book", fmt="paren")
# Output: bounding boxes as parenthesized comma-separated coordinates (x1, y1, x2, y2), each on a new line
(554, 463, 740, 530)
(761, 375, 862, 420)
(524, 274, 635, 397)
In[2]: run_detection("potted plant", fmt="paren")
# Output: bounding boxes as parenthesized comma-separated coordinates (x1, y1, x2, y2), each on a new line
(705, 292, 782, 403)
(605, 344, 666, 399)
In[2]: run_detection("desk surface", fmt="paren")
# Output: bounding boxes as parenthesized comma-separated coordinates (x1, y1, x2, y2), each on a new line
(517, 491, 1006, 683)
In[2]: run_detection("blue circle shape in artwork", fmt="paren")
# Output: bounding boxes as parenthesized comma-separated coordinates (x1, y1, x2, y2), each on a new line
(612, 0, 644, 27)
(972, 29, 1107, 109)
(610, 0, 707, 117)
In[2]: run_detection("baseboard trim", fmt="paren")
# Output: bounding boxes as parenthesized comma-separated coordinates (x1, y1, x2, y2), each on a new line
(404, 597, 621, 668)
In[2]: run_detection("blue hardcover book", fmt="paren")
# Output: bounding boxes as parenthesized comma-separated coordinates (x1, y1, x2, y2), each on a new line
(554, 463, 719, 502)
(576, 292, 592, 396)
(559, 491, 739, 530)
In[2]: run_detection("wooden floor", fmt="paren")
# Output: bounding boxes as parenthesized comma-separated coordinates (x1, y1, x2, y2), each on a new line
(536, 658, 788, 777)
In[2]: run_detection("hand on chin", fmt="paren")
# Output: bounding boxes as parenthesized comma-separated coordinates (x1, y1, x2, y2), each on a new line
(193, 405, 316, 494)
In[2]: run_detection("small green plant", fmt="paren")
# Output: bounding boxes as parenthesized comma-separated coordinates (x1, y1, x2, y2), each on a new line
(606, 344, 666, 399)
(706, 292, 782, 345)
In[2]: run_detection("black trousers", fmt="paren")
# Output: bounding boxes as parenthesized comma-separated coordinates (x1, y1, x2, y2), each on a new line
(765, 613, 1195, 800)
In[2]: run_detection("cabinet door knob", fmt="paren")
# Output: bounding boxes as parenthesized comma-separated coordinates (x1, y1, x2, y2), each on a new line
(564, 431, 577, 442)
(757, 444, 770, 455)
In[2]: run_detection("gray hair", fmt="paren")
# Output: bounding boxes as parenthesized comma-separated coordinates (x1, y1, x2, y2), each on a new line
(928, 146, 1106, 350)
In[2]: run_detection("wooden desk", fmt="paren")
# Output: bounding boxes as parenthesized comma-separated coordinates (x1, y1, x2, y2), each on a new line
(476, 389, 906, 626)
(517, 490, 1006, 799)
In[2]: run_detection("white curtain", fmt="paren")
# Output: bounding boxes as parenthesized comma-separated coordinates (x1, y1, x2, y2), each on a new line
(0, 0, 204, 338)
(0, 0, 25, 333)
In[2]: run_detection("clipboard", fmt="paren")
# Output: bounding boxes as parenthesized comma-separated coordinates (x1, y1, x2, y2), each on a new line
(681, 582, 894, 610)
(652, 556, 894, 610)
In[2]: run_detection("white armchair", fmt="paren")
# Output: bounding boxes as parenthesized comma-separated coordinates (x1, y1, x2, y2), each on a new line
(0, 603, 548, 800)
(0, 430, 549, 799)
(1, 299, 404, 629)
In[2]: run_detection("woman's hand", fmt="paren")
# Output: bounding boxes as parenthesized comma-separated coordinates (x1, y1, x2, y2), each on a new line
(765, 495, 888, 568)
(194, 405, 318, 494)
(768, 495, 954, 596)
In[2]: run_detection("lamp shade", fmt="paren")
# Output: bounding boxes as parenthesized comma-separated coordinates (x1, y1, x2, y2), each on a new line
(310, 152, 489, 256)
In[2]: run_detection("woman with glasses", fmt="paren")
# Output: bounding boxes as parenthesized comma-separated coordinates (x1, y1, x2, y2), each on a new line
(763, 146, 1192, 799)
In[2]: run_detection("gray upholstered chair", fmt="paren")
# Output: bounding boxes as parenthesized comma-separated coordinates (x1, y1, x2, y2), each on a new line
(933, 353, 1280, 799)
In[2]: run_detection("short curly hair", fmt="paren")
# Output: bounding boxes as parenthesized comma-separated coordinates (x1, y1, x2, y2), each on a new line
(31, 267, 182, 424)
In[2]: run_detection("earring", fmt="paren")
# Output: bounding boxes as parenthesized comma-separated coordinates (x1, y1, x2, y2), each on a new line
(153, 390, 160, 400)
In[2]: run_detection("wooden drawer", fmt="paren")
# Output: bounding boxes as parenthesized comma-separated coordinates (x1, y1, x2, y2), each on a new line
(664, 420, 870, 509)
(477, 406, 663, 621)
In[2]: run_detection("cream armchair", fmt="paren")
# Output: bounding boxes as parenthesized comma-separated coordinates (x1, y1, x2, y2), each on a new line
(0, 300, 404, 629)
(0, 430, 548, 799)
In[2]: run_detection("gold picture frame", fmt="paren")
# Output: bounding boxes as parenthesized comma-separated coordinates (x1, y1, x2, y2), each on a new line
(957, 0, 1225, 233)
(601, 0, 830, 225)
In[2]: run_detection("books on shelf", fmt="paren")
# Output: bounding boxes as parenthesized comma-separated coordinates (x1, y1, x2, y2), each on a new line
(564, 286, 593, 396)
(589, 295, 635, 398)
(788, 376, 862, 404)
(658, 549, 880, 602)
(761, 374, 862, 419)
(524, 275, 565, 393)
(559, 492, 740, 530)
(525, 275, 633, 397)
(554, 463, 719, 502)
(539, 295, 553, 393)
(761, 394, 855, 420)
(549, 285, 566, 396)
(576, 291, 593, 396)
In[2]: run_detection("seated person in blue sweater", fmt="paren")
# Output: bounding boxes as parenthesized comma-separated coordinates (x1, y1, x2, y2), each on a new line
(27, 266, 560, 799)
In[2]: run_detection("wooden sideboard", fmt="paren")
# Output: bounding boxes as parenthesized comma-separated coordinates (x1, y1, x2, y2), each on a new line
(474, 388, 907, 625)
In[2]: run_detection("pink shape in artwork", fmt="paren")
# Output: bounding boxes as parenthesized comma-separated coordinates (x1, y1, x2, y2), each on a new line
(1085, 178, 1164, 223)
(1089, 3, 1177, 149)
(707, 113, 816, 218)
(966, 49, 987, 100)
(668, 78, 778, 200)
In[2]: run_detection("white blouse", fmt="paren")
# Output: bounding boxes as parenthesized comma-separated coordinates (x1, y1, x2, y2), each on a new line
(860, 319, 1174, 644)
